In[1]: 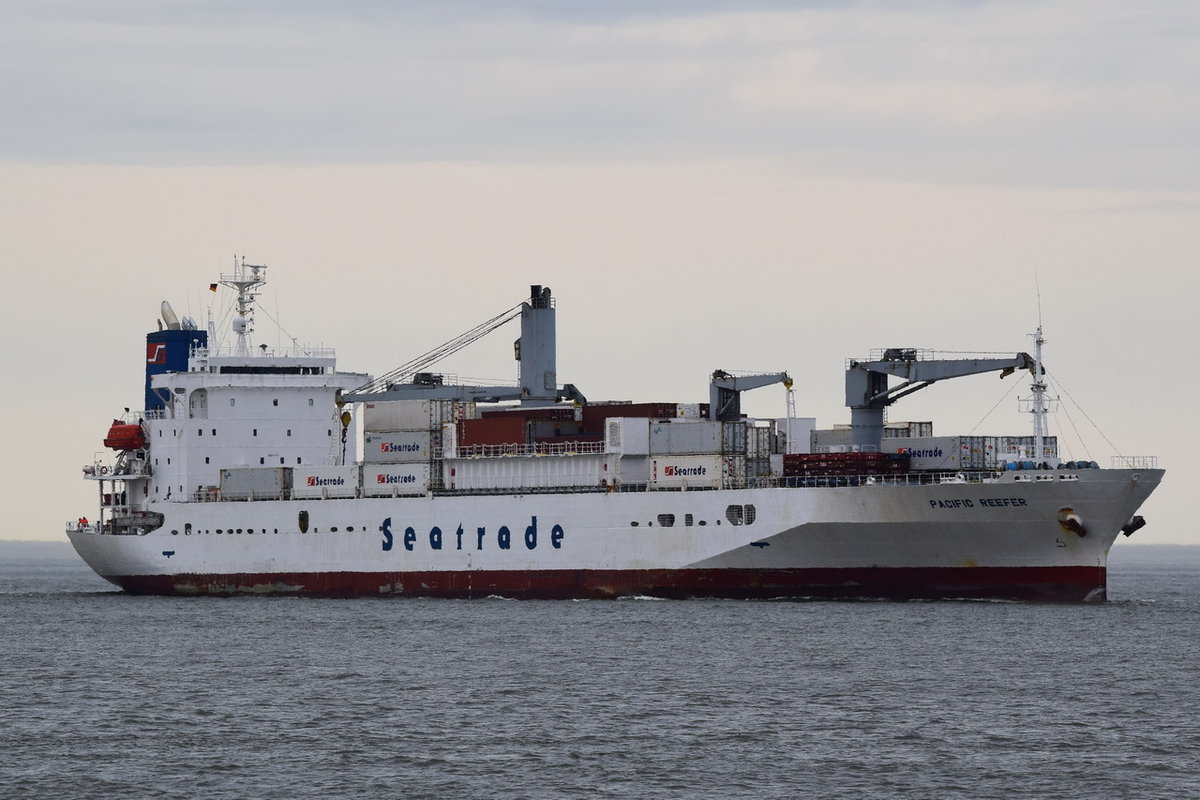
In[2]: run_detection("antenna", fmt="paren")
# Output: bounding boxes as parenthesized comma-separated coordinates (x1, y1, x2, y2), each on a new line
(1019, 275, 1059, 464)
(219, 256, 268, 357)
(1034, 271, 1044, 329)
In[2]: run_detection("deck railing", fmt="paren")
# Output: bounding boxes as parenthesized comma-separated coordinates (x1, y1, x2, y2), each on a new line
(1110, 455, 1158, 469)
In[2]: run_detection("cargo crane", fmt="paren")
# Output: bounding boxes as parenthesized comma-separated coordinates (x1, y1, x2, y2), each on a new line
(350, 285, 586, 406)
(709, 370, 793, 422)
(846, 349, 1035, 451)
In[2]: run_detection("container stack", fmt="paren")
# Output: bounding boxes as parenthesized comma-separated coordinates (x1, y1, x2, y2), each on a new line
(782, 452, 911, 481)
(361, 399, 471, 496)
(882, 435, 1058, 470)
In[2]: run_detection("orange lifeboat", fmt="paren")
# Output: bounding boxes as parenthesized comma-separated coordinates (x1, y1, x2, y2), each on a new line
(103, 420, 146, 451)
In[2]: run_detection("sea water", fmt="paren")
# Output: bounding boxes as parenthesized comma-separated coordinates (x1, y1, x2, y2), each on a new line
(2, 542, 1197, 799)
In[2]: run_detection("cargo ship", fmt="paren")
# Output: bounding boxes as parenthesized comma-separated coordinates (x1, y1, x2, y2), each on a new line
(67, 261, 1163, 600)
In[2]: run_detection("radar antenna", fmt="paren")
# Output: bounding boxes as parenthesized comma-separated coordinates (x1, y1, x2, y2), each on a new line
(219, 256, 268, 357)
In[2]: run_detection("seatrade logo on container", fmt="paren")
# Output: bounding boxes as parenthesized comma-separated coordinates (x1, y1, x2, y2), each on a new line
(663, 464, 707, 477)
(377, 472, 417, 484)
(380, 441, 421, 453)
(306, 475, 346, 487)
(898, 447, 944, 458)
(381, 515, 565, 553)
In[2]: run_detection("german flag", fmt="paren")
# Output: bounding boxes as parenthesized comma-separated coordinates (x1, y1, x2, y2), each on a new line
(209, 283, 218, 292)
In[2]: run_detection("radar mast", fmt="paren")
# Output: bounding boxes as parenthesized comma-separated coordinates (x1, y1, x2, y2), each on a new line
(219, 257, 268, 357)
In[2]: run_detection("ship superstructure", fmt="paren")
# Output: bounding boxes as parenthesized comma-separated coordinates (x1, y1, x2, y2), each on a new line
(69, 263, 1162, 600)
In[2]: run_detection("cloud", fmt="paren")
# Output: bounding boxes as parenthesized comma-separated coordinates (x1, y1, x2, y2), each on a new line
(1, 1, 1198, 189)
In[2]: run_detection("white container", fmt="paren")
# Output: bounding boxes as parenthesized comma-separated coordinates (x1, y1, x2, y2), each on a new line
(613, 455, 649, 485)
(363, 400, 477, 432)
(605, 418, 650, 455)
(293, 465, 360, 499)
(364, 429, 434, 463)
(883, 436, 1004, 470)
(649, 420, 722, 455)
(775, 417, 815, 455)
(219, 467, 292, 500)
(363, 464, 431, 497)
(883, 436, 960, 469)
(444, 454, 605, 491)
(648, 455, 723, 489)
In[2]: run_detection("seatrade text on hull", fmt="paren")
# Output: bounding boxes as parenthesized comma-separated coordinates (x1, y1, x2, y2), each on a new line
(68, 261, 1163, 600)
(380, 516, 566, 553)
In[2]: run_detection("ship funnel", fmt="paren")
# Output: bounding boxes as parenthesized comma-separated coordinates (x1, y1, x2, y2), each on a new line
(518, 285, 557, 405)
(160, 301, 181, 330)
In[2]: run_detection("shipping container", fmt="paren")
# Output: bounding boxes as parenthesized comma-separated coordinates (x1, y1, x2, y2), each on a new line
(649, 420, 723, 455)
(363, 399, 476, 432)
(362, 464, 431, 497)
(481, 406, 577, 422)
(582, 402, 678, 434)
(458, 416, 528, 447)
(722, 421, 748, 454)
(775, 417, 815, 455)
(444, 454, 606, 491)
(782, 452, 910, 477)
(883, 421, 934, 438)
(529, 419, 583, 439)
(648, 455, 724, 489)
(995, 435, 1058, 462)
(219, 467, 292, 500)
(611, 454, 649, 485)
(293, 465, 360, 499)
(812, 421, 932, 451)
(882, 436, 1015, 470)
(363, 429, 435, 463)
(605, 418, 650, 455)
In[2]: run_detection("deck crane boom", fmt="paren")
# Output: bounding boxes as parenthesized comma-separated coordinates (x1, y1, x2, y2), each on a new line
(845, 348, 1035, 451)
(709, 370, 793, 422)
(349, 285, 586, 406)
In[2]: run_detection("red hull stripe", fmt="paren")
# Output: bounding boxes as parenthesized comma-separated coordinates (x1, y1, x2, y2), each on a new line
(110, 565, 1107, 602)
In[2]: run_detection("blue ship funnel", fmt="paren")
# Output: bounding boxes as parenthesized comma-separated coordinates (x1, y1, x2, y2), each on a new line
(145, 329, 207, 411)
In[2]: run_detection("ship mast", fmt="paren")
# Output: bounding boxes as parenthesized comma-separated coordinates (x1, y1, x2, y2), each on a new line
(219, 257, 268, 357)
(1028, 324, 1049, 462)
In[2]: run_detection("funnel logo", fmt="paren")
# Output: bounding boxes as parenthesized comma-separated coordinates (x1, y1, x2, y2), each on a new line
(147, 343, 167, 364)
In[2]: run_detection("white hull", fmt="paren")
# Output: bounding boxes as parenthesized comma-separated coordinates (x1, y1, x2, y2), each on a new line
(69, 468, 1161, 600)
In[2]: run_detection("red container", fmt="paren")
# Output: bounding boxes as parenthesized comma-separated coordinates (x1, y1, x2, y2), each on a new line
(783, 451, 911, 477)
(481, 407, 576, 422)
(581, 402, 678, 434)
(458, 416, 528, 447)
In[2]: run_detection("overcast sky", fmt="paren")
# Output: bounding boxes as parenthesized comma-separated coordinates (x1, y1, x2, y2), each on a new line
(3, 0, 1197, 543)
